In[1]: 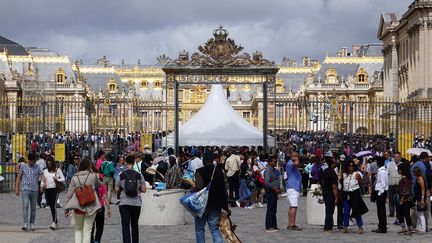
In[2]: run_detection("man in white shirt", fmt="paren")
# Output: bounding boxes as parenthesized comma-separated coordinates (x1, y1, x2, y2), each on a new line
(189, 151, 203, 174)
(372, 157, 388, 233)
(225, 149, 241, 206)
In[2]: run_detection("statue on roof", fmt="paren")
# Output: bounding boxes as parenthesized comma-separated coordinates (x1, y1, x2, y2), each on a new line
(156, 54, 172, 65)
(96, 56, 110, 67)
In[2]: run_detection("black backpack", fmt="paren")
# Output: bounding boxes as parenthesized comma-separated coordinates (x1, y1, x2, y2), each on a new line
(121, 170, 139, 197)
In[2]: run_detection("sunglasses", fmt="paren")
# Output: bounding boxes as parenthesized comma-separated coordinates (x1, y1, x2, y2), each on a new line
(74, 157, 80, 160)
(348, 164, 354, 167)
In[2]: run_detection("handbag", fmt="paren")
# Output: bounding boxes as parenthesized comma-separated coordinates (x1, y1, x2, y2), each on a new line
(74, 173, 96, 207)
(54, 170, 66, 193)
(180, 165, 216, 218)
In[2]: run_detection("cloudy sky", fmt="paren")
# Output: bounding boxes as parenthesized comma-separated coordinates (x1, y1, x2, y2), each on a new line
(1, 0, 409, 65)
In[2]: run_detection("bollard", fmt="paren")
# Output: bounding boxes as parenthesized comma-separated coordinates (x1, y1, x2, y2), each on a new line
(0, 135, 6, 193)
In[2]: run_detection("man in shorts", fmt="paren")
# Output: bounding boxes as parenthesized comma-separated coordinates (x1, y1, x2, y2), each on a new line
(285, 151, 302, 231)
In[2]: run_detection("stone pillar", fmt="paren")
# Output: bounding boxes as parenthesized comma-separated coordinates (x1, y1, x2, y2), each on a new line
(390, 36, 399, 100)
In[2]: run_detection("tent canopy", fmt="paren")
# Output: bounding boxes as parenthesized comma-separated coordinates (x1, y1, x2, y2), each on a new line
(165, 84, 273, 147)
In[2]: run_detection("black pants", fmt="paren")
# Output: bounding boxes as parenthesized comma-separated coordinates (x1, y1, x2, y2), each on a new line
(44, 188, 58, 223)
(38, 181, 43, 206)
(376, 191, 387, 231)
(337, 200, 343, 227)
(301, 173, 309, 196)
(323, 192, 335, 230)
(397, 201, 412, 228)
(119, 205, 141, 243)
(228, 175, 240, 202)
(265, 191, 278, 229)
(91, 207, 105, 243)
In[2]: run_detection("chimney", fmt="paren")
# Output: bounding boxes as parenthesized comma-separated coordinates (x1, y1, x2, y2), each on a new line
(302, 56, 311, 67)
(310, 59, 320, 67)
(341, 47, 348, 57)
(352, 44, 362, 56)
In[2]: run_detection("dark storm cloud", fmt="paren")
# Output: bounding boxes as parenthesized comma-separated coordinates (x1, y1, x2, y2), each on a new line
(0, 0, 409, 64)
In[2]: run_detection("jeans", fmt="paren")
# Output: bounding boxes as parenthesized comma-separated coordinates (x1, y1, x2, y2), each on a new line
(238, 179, 252, 205)
(228, 175, 240, 202)
(45, 188, 58, 223)
(323, 192, 335, 230)
(119, 205, 141, 243)
(265, 191, 278, 229)
(91, 207, 105, 243)
(74, 213, 97, 243)
(21, 190, 38, 225)
(388, 185, 398, 216)
(342, 200, 363, 227)
(194, 208, 223, 243)
(376, 191, 387, 231)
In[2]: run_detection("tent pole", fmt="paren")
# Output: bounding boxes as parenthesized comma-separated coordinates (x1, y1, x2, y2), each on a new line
(263, 82, 268, 152)
(174, 81, 179, 156)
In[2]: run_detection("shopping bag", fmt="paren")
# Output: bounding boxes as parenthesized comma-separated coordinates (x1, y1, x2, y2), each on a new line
(179, 184, 210, 218)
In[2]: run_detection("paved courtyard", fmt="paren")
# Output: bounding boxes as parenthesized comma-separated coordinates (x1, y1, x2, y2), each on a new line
(0, 192, 431, 243)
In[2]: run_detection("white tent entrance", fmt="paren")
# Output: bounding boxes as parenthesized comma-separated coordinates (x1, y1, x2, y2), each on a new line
(164, 85, 274, 147)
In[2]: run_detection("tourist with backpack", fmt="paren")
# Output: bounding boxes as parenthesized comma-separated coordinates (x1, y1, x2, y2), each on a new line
(101, 153, 115, 204)
(115, 155, 146, 243)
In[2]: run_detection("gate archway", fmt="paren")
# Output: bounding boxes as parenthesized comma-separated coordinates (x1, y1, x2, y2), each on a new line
(162, 26, 278, 154)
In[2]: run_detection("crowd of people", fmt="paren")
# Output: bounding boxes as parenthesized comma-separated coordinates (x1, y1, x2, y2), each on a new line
(9, 129, 432, 243)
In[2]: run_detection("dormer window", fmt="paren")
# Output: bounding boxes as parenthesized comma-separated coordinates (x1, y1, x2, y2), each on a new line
(56, 68, 66, 84)
(356, 68, 368, 83)
(106, 78, 118, 93)
(325, 68, 338, 84)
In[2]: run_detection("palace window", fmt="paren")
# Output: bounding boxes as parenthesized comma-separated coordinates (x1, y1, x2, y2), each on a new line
(141, 80, 148, 89)
(106, 78, 118, 93)
(243, 112, 251, 122)
(325, 68, 338, 84)
(154, 80, 162, 89)
(356, 68, 368, 83)
(56, 68, 66, 84)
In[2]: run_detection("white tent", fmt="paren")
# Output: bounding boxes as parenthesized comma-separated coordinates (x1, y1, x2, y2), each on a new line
(165, 84, 274, 146)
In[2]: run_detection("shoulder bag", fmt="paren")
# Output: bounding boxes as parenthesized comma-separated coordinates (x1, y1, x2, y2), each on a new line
(54, 169, 66, 193)
(180, 165, 216, 218)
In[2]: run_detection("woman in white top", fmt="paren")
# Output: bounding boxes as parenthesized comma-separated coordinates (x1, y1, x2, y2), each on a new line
(341, 160, 368, 234)
(41, 156, 65, 230)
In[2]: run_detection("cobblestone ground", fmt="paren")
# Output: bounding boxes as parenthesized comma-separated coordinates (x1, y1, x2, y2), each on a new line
(0, 192, 431, 243)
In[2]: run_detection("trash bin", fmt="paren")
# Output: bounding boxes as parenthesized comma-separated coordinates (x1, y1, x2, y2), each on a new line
(139, 189, 186, 226)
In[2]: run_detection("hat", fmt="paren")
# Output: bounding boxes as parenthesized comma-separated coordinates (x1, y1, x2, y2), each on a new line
(339, 155, 346, 161)
(144, 144, 151, 149)
(324, 151, 333, 157)
(156, 148, 164, 156)
(353, 158, 360, 165)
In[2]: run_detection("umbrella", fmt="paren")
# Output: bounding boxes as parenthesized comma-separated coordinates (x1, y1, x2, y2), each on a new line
(406, 148, 432, 156)
(355, 151, 373, 158)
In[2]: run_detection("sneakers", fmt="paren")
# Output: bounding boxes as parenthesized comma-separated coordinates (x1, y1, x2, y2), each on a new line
(281, 193, 287, 198)
(50, 222, 58, 230)
(257, 202, 264, 208)
(266, 228, 280, 233)
(29, 223, 35, 231)
(22, 223, 28, 231)
(235, 200, 241, 208)
(246, 204, 256, 209)
(357, 227, 364, 234)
